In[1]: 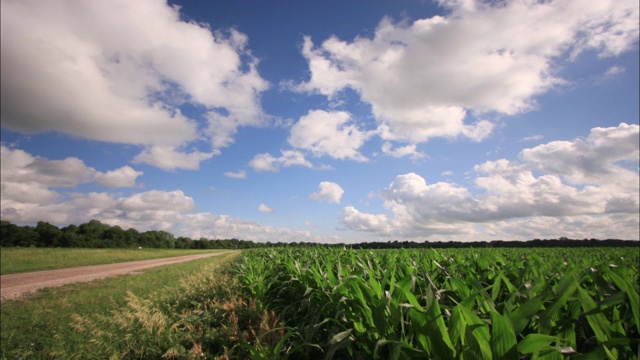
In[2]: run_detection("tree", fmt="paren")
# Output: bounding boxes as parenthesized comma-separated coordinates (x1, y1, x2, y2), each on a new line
(35, 221, 62, 247)
(4, 224, 39, 247)
(78, 220, 109, 247)
(104, 225, 127, 248)
(176, 236, 193, 249)
(126, 228, 141, 248)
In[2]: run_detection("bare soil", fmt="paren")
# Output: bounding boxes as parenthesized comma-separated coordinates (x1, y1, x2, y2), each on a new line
(0, 251, 234, 301)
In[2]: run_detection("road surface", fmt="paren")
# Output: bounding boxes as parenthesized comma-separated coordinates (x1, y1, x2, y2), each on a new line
(1, 251, 235, 301)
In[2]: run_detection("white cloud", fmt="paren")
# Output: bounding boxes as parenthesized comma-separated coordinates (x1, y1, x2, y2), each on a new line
(224, 170, 247, 179)
(176, 213, 330, 243)
(522, 135, 544, 142)
(602, 66, 625, 78)
(248, 150, 313, 172)
(248, 153, 279, 172)
(279, 150, 314, 168)
(258, 203, 274, 213)
(293, 0, 638, 143)
(341, 124, 640, 239)
(0, 0, 268, 170)
(519, 123, 639, 186)
(289, 110, 371, 161)
(0, 182, 59, 206)
(342, 206, 392, 233)
(0, 144, 142, 190)
(132, 146, 218, 171)
(380, 142, 425, 160)
(117, 190, 194, 212)
(310, 181, 344, 204)
(482, 214, 640, 242)
(95, 166, 144, 187)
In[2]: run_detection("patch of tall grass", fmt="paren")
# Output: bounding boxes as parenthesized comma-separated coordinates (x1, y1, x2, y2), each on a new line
(1, 251, 283, 359)
(0, 247, 224, 274)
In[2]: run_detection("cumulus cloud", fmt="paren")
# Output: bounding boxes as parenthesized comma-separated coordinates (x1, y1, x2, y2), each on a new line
(343, 206, 392, 233)
(1, 145, 143, 191)
(95, 166, 145, 188)
(480, 214, 640, 241)
(132, 146, 218, 171)
(0, 144, 146, 226)
(224, 170, 247, 179)
(522, 135, 544, 142)
(117, 190, 194, 212)
(289, 110, 372, 161)
(381, 142, 425, 160)
(248, 150, 313, 172)
(258, 203, 274, 213)
(601, 66, 625, 78)
(342, 123, 639, 239)
(518, 123, 639, 185)
(310, 181, 344, 204)
(292, 0, 638, 144)
(0, 0, 268, 170)
(176, 213, 331, 243)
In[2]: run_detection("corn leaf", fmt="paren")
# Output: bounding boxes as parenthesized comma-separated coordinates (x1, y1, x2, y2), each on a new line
(490, 310, 518, 360)
(451, 304, 492, 360)
(517, 333, 560, 354)
(510, 297, 543, 334)
(602, 267, 640, 334)
(577, 286, 611, 343)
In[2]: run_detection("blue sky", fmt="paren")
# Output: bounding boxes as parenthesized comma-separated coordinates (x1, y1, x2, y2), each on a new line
(1, 0, 638, 243)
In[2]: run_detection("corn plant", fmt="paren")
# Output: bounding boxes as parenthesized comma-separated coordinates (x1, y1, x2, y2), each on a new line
(234, 247, 639, 359)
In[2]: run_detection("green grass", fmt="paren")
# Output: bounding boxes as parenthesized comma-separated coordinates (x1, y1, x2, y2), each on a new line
(1, 252, 247, 359)
(0, 247, 225, 274)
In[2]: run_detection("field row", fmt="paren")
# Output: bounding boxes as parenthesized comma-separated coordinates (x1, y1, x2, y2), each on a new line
(235, 248, 639, 359)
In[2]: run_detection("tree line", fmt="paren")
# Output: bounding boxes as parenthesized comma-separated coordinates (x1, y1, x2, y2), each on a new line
(0, 220, 257, 249)
(1, 219, 637, 249)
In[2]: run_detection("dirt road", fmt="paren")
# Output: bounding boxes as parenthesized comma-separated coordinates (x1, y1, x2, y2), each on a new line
(0, 251, 235, 301)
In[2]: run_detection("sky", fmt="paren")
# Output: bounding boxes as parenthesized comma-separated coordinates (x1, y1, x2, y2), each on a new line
(1, 0, 638, 243)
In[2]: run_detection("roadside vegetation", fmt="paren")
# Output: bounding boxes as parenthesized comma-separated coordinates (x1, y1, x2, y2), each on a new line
(0, 247, 225, 275)
(1, 252, 272, 359)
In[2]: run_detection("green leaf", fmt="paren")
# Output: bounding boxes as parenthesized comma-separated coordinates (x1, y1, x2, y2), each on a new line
(396, 274, 424, 312)
(572, 344, 608, 360)
(323, 329, 353, 360)
(419, 285, 455, 358)
(510, 297, 543, 334)
(273, 329, 295, 355)
(577, 287, 611, 343)
(517, 334, 560, 354)
(490, 310, 518, 360)
(451, 305, 492, 360)
(602, 267, 640, 334)
(451, 277, 472, 299)
(539, 269, 580, 332)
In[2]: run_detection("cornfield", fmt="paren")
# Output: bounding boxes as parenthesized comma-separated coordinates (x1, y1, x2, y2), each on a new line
(235, 247, 639, 359)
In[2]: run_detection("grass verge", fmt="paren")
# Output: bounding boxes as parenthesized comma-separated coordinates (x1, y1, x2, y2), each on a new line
(0, 248, 225, 275)
(1, 251, 284, 359)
